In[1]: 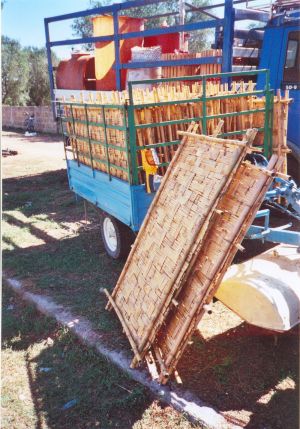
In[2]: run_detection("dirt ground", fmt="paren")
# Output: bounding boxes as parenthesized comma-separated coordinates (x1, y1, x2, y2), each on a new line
(2, 130, 65, 178)
(2, 130, 299, 429)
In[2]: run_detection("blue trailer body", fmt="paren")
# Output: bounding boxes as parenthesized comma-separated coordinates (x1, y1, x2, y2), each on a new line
(67, 159, 153, 231)
(257, 11, 300, 154)
(67, 156, 300, 247)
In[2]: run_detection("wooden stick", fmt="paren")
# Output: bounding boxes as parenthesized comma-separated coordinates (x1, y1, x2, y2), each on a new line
(101, 288, 142, 363)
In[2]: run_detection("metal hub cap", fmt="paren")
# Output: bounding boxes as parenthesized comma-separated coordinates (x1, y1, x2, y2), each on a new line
(103, 218, 117, 252)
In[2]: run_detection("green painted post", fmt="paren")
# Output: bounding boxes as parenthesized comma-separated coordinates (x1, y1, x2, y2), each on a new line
(263, 70, 272, 159)
(102, 106, 111, 180)
(123, 103, 132, 184)
(84, 104, 95, 174)
(127, 83, 139, 185)
(70, 104, 80, 166)
(202, 77, 207, 135)
(58, 102, 68, 162)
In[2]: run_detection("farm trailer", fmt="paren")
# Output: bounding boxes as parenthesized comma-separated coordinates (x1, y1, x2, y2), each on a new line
(45, 1, 300, 331)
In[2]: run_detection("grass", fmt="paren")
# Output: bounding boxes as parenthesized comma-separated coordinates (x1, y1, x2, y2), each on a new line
(2, 285, 204, 429)
(2, 170, 126, 346)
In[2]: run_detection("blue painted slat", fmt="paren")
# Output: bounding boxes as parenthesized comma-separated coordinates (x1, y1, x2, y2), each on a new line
(67, 160, 153, 230)
(49, 35, 114, 48)
(120, 19, 223, 40)
(221, 0, 234, 82)
(48, 19, 223, 48)
(44, 20, 55, 118)
(68, 161, 132, 225)
(45, 0, 163, 23)
(247, 226, 300, 246)
(113, 11, 122, 91)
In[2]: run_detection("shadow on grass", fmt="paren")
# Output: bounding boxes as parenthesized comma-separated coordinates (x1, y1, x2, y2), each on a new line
(3, 169, 128, 346)
(176, 325, 299, 429)
(2, 286, 153, 429)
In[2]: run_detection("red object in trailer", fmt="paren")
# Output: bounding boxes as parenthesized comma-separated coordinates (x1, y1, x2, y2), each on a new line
(56, 53, 96, 90)
(144, 32, 180, 53)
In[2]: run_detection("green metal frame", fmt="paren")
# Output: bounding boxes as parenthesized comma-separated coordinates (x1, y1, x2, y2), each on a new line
(59, 102, 132, 181)
(58, 70, 274, 186)
(127, 69, 274, 185)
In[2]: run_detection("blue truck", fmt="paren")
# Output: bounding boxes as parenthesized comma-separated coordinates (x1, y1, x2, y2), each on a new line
(45, 0, 300, 259)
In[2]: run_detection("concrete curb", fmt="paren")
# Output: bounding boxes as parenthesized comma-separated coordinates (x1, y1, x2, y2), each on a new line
(5, 276, 241, 429)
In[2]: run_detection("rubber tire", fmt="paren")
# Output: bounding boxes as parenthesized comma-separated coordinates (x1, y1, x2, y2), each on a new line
(100, 213, 134, 260)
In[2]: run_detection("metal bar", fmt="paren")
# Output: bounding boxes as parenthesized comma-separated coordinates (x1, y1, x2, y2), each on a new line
(58, 102, 68, 162)
(58, 101, 125, 109)
(70, 104, 80, 167)
(49, 35, 114, 48)
(63, 135, 127, 152)
(136, 140, 181, 150)
(219, 127, 265, 137)
(121, 56, 222, 69)
(221, 0, 234, 82)
(49, 19, 224, 48)
(44, 20, 56, 118)
(120, 19, 224, 40)
(136, 117, 202, 129)
(84, 104, 95, 174)
(72, 151, 129, 173)
(134, 107, 266, 129)
(113, 10, 122, 91)
(44, 0, 260, 23)
(127, 84, 139, 185)
(140, 11, 179, 19)
(234, 7, 270, 22)
(61, 117, 126, 131)
(254, 209, 270, 230)
(127, 69, 269, 86)
(123, 102, 132, 184)
(267, 89, 274, 159)
(102, 106, 111, 180)
(45, 0, 169, 22)
(247, 225, 300, 246)
(202, 77, 207, 134)
(263, 70, 271, 158)
(131, 91, 266, 108)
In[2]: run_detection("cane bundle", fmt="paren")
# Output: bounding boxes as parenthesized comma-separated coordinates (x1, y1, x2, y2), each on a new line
(61, 83, 290, 184)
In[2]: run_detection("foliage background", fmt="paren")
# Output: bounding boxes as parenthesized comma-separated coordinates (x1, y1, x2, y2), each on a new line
(2, 36, 59, 106)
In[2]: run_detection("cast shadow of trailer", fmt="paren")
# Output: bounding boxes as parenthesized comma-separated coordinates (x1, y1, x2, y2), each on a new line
(2, 287, 156, 429)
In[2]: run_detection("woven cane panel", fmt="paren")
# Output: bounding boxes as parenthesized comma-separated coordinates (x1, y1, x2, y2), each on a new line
(111, 135, 247, 351)
(154, 160, 273, 378)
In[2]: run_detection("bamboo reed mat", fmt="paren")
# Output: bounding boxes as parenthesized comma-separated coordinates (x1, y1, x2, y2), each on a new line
(107, 131, 256, 362)
(153, 149, 280, 383)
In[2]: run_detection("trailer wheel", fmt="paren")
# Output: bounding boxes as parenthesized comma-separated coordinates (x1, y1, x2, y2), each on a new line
(100, 214, 134, 260)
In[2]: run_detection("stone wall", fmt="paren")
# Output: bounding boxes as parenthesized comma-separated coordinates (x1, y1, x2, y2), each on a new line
(2, 105, 59, 134)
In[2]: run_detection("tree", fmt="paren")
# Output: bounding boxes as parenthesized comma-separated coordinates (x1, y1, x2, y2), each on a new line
(72, 0, 211, 53)
(2, 36, 30, 105)
(2, 36, 59, 106)
(71, 0, 110, 51)
(25, 47, 59, 106)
